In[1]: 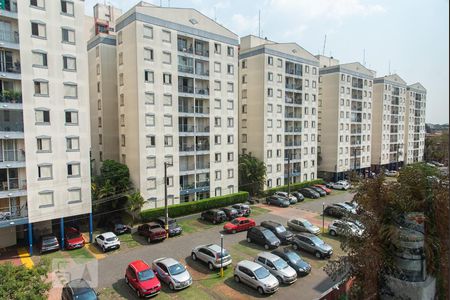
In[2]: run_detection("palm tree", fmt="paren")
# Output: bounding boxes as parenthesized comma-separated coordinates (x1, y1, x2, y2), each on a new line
(239, 154, 266, 196)
(126, 191, 145, 225)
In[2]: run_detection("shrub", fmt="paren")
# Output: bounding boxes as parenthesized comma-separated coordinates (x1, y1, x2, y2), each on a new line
(140, 192, 249, 221)
(260, 179, 325, 197)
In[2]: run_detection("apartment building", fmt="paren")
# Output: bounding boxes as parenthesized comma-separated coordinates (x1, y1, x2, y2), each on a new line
(239, 35, 319, 188)
(371, 74, 407, 171)
(405, 83, 426, 163)
(0, 0, 91, 251)
(87, 4, 122, 174)
(114, 2, 239, 208)
(317, 56, 374, 181)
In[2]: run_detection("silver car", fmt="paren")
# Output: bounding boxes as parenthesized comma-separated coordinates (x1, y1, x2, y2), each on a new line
(287, 218, 321, 235)
(152, 258, 192, 290)
(191, 244, 232, 270)
(234, 260, 279, 295)
(328, 220, 363, 237)
(274, 192, 297, 204)
(254, 252, 297, 284)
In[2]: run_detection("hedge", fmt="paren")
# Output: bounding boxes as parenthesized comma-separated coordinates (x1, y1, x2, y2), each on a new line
(260, 179, 325, 197)
(140, 191, 249, 221)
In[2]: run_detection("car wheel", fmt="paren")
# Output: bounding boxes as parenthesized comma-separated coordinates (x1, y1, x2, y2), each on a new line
(234, 275, 240, 283)
(191, 252, 197, 261)
(315, 251, 322, 259)
(246, 237, 251, 243)
(208, 262, 214, 270)
(169, 282, 175, 290)
(264, 244, 270, 250)
(329, 230, 336, 236)
(125, 276, 129, 284)
(147, 237, 151, 243)
(102, 246, 106, 253)
(136, 289, 142, 298)
(293, 243, 299, 250)
(257, 287, 265, 295)
(276, 276, 283, 283)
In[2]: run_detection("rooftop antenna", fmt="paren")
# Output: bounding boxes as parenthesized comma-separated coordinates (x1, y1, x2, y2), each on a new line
(388, 60, 391, 75)
(363, 49, 366, 66)
(214, 7, 217, 21)
(258, 10, 261, 37)
(160, 0, 162, 6)
(168, 0, 170, 7)
(322, 34, 327, 56)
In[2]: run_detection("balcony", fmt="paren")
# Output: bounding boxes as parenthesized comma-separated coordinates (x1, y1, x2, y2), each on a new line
(0, 30, 19, 49)
(285, 127, 302, 133)
(194, 40, 209, 58)
(285, 112, 302, 119)
(178, 65, 194, 74)
(351, 89, 363, 100)
(352, 78, 363, 89)
(0, 61, 21, 80)
(0, 178, 26, 198)
(0, 150, 25, 169)
(178, 37, 194, 54)
(0, 205, 28, 229)
(179, 124, 195, 133)
(0, 1, 18, 19)
(285, 62, 302, 76)
(179, 104, 195, 114)
(195, 87, 209, 97)
(197, 181, 210, 188)
(179, 85, 194, 94)
(0, 91, 22, 104)
(285, 96, 302, 105)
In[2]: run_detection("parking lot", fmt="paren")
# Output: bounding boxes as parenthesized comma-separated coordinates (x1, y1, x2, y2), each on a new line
(45, 190, 354, 300)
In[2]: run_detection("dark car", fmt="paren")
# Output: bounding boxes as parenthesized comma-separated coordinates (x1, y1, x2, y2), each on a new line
(246, 226, 281, 250)
(61, 279, 98, 300)
(266, 196, 290, 207)
(220, 207, 239, 221)
(291, 233, 333, 259)
(137, 222, 167, 243)
(298, 188, 320, 199)
(323, 204, 347, 218)
(309, 186, 326, 197)
(231, 204, 251, 217)
(201, 209, 227, 224)
(156, 217, 183, 237)
(39, 235, 60, 254)
(260, 221, 294, 245)
(292, 192, 305, 202)
(271, 249, 311, 276)
(108, 218, 130, 235)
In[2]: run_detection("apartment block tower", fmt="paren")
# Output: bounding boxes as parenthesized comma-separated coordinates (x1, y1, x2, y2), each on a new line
(405, 83, 426, 163)
(316, 56, 374, 180)
(371, 74, 407, 171)
(239, 36, 319, 188)
(0, 0, 91, 251)
(114, 2, 239, 208)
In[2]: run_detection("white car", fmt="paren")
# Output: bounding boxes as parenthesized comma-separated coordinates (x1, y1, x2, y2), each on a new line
(328, 220, 363, 237)
(385, 170, 398, 177)
(328, 181, 350, 190)
(274, 192, 298, 204)
(95, 232, 120, 252)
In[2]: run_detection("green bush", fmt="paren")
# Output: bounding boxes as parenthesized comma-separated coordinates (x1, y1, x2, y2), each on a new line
(260, 179, 325, 197)
(140, 192, 249, 221)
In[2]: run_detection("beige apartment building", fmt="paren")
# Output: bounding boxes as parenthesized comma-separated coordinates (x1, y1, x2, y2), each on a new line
(0, 0, 91, 252)
(316, 56, 374, 181)
(114, 2, 239, 208)
(405, 83, 426, 163)
(239, 35, 319, 188)
(371, 74, 407, 171)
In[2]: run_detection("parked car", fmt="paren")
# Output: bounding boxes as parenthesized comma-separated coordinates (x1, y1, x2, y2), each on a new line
(220, 207, 239, 221)
(385, 170, 398, 177)
(260, 221, 294, 245)
(233, 260, 279, 295)
(64, 227, 85, 250)
(223, 217, 256, 234)
(334, 203, 357, 215)
(155, 217, 183, 237)
(246, 226, 281, 250)
(231, 204, 251, 217)
(125, 260, 161, 298)
(328, 181, 350, 190)
(291, 233, 333, 259)
(61, 279, 98, 300)
(344, 201, 359, 210)
(309, 186, 327, 197)
(314, 184, 332, 194)
(323, 204, 347, 218)
(291, 192, 305, 202)
(266, 195, 290, 207)
(298, 188, 320, 199)
(95, 232, 120, 252)
(137, 222, 167, 243)
(328, 220, 363, 237)
(107, 217, 130, 235)
(287, 218, 320, 235)
(191, 244, 232, 270)
(274, 191, 298, 204)
(200, 209, 227, 224)
(152, 258, 192, 290)
(271, 249, 311, 276)
(39, 235, 60, 254)
(254, 252, 297, 284)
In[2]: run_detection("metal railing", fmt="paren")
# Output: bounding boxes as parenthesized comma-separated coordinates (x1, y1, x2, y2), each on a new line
(285, 127, 302, 133)
(0, 179, 26, 191)
(179, 86, 194, 94)
(0, 122, 24, 132)
(180, 165, 196, 172)
(179, 124, 195, 133)
(180, 183, 195, 190)
(196, 163, 210, 169)
(286, 68, 302, 76)
(196, 144, 210, 151)
(195, 88, 209, 96)
(194, 48, 209, 57)
(196, 181, 210, 188)
(177, 42, 194, 54)
(178, 65, 194, 73)
(0, 91, 22, 103)
(0, 30, 19, 44)
(195, 69, 210, 76)
(285, 84, 302, 90)
(179, 144, 195, 152)
(0, 62, 21, 74)
(0, 150, 25, 162)
(195, 106, 209, 114)
(179, 105, 195, 113)
(0, 205, 28, 221)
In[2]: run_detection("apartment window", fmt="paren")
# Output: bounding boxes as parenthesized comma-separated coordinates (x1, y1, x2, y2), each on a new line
(96, 64, 100, 75)
(146, 135, 155, 147)
(227, 152, 234, 161)
(228, 169, 234, 179)
(147, 156, 156, 168)
(164, 115, 172, 127)
(242, 104, 248, 114)
(165, 155, 173, 165)
(145, 70, 154, 83)
(304, 80, 309, 87)
(277, 135, 282, 143)
(227, 100, 234, 110)
(31, 22, 46, 38)
(277, 74, 282, 83)
(267, 165, 272, 173)
(32, 51, 47, 67)
(215, 153, 221, 163)
(147, 178, 156, 190)
(38, 164, 52, 180)
(145, 114, 155, 126)
(268, 72, 273, 81)
(267, 104, 273, 113)
(267, 150, 272, 158)
(214, 99, 221, 109)
(305, 66, 309, 73)
(214, 117, 221, 127)
(118, 32, 123, 44)
(119, 74, 124, 86)
(121, 134, 126, 147)
(163, 73, 172, 85)
(277, 164, 282, 172)
(144, 48, 154, 61)
(163, 94, 172, 106)
(162, 30, 171, 43)
(227, 46, 234, 57)
(95, 46, 99, 57)
(267, 88, 273, 97)
(66, 137, 79, 151)
(214, 43, 221, 54)
(30, 0, 45, 9)
(227, 64, 234, 75)
(34, 80, 49, 96)
(215, 170, 222, 180)
(242, 59, 247, 69)
(67, 162, 80, 177)
(65, 110, 78, 125)
(276, 149, 282, 157)
(62, 28, 75, 44)
(143, 25, 153, 39)
(119, 94, 124, 106)
(64, 83, 77, 99)
(214, 135, 221, 145)
(164, 135, 173, 147)
(227, 82, 234, 92)
(215, 187, 222, 196)
(97, 82, 101, 92)
(312, 67, 317, 75)
(267, 119, 273, 128)
(120, 114, 125, 126)
(61, 0, 75, 15)
(63, 55, 76, 71)
(38, 191, 54, 208)
(227, 135, 234, 144)
(268, 56, 273, 65)
(242, 134, 247, 143)
(37, 137, 51, 153)
(312, 81, 316, 88)
(242, 90, 247, 98)
(214, 81, 221, 91)
(267, 135, 273, 143)
(214, 62, 221, 73)
(162, 52, 171, 64)
(145, 92, 155, 104)
(227, 117, 234, 127)
(35, 109, 50, 124)
(242, 75, 248, 84)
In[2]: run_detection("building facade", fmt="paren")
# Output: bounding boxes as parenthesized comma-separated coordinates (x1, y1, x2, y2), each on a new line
(317, 58, 374, 181)
(405, 83, 426, 164)
(239, 35, 319, 189)
(0, 0, 91, 249)
(114, 2, 239, 208)
(371, 74, 407, 171)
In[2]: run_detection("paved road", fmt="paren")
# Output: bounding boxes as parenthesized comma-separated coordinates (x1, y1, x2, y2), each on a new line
(298, 191, 355, 214)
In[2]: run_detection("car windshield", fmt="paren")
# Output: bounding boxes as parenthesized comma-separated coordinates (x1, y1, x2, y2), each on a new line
(66, 232, 80, 239)
(285, 251, 301, 263)
(138, 269, 156, 281)
(310, 236, 325, 245)
(106, 237, 116, 242)
(254, 267, 270, 279)
(273, 258, 288, 269)
(231, 219, 240, 225)
(275, 226, 286, 233)
(75, 289, 98, 300)
(217, 249, 230, 258)
(168, 263, 186, 275)
(262, 230, 278, 241)
(115, 224, 126, 229)
(43, 238, 57, 245)
(150, 225, 161, 229)
(302, 220, 313, 227)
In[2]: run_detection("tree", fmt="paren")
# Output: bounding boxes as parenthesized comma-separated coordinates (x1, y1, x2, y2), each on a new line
(324, 163, 449, 299)
(126, 191, 145, 225)
(238, 154, 266, 196)
(424, 131, 449, 164)
(97, 160, 131, 193)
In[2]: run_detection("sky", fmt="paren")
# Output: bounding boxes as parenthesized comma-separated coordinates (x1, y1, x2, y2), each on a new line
(85, 0, 450, 124)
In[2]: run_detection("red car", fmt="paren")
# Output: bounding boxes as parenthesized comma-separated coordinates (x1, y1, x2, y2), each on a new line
(315, 184, 332, 195)
(223, 217, 256, 234)
(125, 260, 161, 298)
(64, 227, 85, 250)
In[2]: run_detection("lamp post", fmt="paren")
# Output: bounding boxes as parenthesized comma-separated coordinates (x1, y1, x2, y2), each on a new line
(322, 202, 325, 234)
(164, 161, 173, 239)
(220, 234, 224, 278)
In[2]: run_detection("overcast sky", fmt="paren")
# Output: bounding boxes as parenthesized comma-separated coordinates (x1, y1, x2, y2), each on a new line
(85, 0, 449, 124)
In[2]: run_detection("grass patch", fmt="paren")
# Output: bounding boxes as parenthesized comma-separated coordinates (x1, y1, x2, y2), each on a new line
(178, 218, 215, 235)
(119, 233, 140, 249)
(66, 247, 94, 263)
(98, 287, 126, 300)
(313, 214, 334, 222)
(230, 243, 260, 258)
(200, 267, 233, 289)
(249, 206, 270, 217)
(176, 284, 214, 299)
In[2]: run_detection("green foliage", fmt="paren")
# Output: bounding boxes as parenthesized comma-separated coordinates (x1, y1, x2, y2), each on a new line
(261, 179, 325, 196)
(0, 259, 51, 300)
(140, 192, 249, 221)
(239, 154, 266, 196)
(97, 160, 131, 193)
(127, 191, 145, 225)
(424, 131, 449, 164)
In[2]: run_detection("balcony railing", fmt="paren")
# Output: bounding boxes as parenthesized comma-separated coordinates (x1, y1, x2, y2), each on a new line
(285, 127, 302, 133)
(286, 68, 302, 76)
(195, 106, 209, 114)
(0, 30, 19, 44)
(0, 91, 22, 104)
(196, 163, 210, 169)
(179, 86, 194, 94)
(0, 150, 25, 162)
(180, 183, 195, 190)
(177, 42, 193, 54)
(197, 181, 210, 188)
(179, 105, 195, 113)
(0, 122, 24, 132)
(0, 179, 26, 191)
(285, 112, 302, 119)
(285, 141, 302, 147)
(179, 124, 195, 133)
(285, 84, 302, 91)
(180, 165, 196, 172)
(179, 144, 195, 152)
(0, 62, 21, 74)
(178, 65, 194, 74)
(195, 69, 210, 76)
(285, 97, 302, 105)
(196, 126, 210, 133)
(0, 205, 28, 223)
(195, 88, 209, 96)
(194, 49, 209, 57)
(196, 144, 210, 151)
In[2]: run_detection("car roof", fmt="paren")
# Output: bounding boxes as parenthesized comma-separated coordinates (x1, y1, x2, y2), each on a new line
(252, 225, 269, 232)
(147, 222, 160, 226)
(157, 216, 174, 221)
(155, 257, 179, 267)
(292, 218, 308, 223)
(237, 260, 265, 271)
(261, 220, 281, 227)
(100, 232, 116, 238)
(130, 260, 151, 272)
(205, 244, 222, 253)
(257, 251, 281, 261)
(235, 217, 250, 221)
(66, 279, 94, 295)
(41, 235, 57, 240)
(296, 232, 315, 238)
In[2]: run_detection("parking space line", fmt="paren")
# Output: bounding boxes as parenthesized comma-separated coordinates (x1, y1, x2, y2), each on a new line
(17, 247, 34, 269)
(82, 234, 106, 260)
